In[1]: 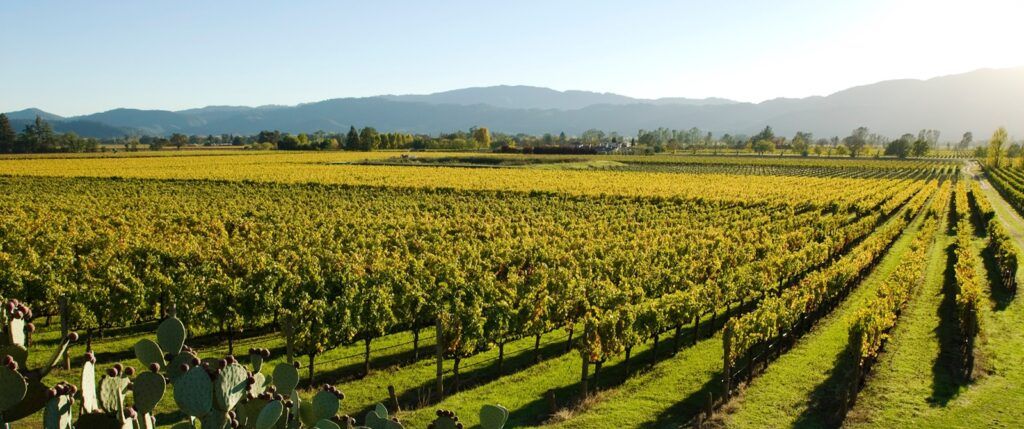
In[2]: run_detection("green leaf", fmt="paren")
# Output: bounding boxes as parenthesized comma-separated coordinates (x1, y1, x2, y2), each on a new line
(174, 366, 213, 417)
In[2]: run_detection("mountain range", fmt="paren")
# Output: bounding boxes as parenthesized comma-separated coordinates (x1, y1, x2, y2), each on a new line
(5, 68, 1023, 139)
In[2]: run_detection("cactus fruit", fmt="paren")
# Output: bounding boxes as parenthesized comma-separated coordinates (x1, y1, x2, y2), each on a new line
(479, 404, 508, 429)
(428, 409, 461, 429)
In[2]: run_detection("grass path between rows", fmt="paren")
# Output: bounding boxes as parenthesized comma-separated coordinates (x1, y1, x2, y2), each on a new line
(842, 202, 954, 427)
(718, 205, 927, 428)
(871, 164, 1024, 428)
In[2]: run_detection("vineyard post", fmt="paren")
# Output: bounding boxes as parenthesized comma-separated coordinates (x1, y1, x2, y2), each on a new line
(435, 318, 444, 400)
(692, 314, 700, 346)
(60, 296, 71, 370)
(723, 323, 732, 397)
(580, 354, 589, 400)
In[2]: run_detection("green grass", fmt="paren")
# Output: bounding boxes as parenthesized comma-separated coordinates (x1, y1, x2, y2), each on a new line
(843, 207, 957, 427)
(718, 208, 928, 428)
(859, 165, 1024, 428)
(396, 318, 716, 428)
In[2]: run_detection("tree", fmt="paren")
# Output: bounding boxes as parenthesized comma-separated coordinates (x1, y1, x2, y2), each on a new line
(472, 127, 492, 149)
(988, 127, 1008, 167)
(792, 132, 812, 156)
(16, 115, 55, 153)
(359, 127, 379, 151)
(752, 139, 775, 155)
(843, 127, 869, 158)
(885, 134, 913, 158)
(278, 134, 301, 150)
(911, 138, 930, 157)
(0, 113, 14, 153)
(345, 126, 360, 151)
(751, 126, 775, 144)
(170, 133, 188, 150)
(959, 132, 973, 151)
(918, 129, 940, 148)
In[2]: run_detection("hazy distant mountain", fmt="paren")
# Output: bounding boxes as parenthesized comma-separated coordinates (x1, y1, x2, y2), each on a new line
(380, 85, 736, 110)
(7, 67, 1024, 139)
(5, 108, 65, 122)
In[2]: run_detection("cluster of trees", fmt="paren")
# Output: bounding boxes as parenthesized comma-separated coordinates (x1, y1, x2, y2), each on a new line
(0, 114, 101, 153)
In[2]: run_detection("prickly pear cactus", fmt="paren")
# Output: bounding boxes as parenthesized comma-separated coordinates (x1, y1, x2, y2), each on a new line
(215, 362, 249, 411)
(427, 409, 462, 429)
(479, 404, 508, 429)
(0, 363, 28, 418)
(42, 385, 75, 429)
(133, 370, 167, 415)
(174, 366, 214, 418)
(255, 400, 284, 429)
(0, 299, 77, 425)
(272, 362, 300, 395)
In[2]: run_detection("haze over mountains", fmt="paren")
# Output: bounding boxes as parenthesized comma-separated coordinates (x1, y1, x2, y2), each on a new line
(6, 68, 1023, 140)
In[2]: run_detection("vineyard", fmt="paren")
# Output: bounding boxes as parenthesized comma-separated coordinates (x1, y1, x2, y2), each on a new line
(1, 152, 1022, 429)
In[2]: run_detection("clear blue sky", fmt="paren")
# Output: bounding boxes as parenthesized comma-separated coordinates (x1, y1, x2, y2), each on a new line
(2, 0, 1022, 116)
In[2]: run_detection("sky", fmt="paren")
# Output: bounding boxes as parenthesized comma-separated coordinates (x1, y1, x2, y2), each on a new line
(2, 0, 1023, 116)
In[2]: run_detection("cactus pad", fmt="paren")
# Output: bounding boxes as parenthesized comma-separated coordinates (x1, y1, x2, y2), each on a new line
(0, 364, 27, 413)
(173, 366, 213, 417)
(364, 403, 390, 429)
(315, 419, 343, 429)
(133, 371, 167, 415)
(156, 316, 186, 356)
(98, 374, 129, 414)
(271, 362, 299, 395)
(0, 344, 28, 370)
(80, 360, 99, 413)
(166, 351, 196, 381)
(214, 362, 248, 412)
(255, 400, 284, 429)
(312, 390, 340, 421)
(134, 338, 166, 369)
(7, 317, 25, 347)
(431, 415, 459, 429)
(479, 404, 508, 429)
(42, 395, 73, 429)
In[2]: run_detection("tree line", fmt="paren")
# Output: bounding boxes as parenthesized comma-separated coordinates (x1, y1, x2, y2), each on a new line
(0, 113, 993, 157)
